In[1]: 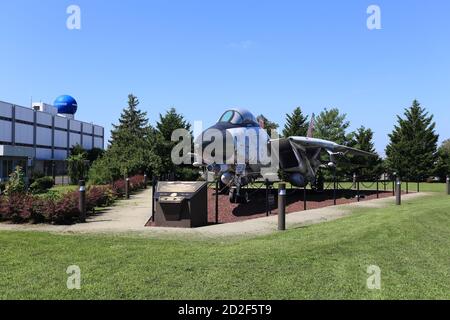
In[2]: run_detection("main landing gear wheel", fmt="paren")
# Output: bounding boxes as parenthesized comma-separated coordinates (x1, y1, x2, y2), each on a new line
(229, 189, 249, 204)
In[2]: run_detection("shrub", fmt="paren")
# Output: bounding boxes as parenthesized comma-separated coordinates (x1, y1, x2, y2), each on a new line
(112, 175, 145, 195)
(86, 186, 116, 209)
(68, 153, 89, 184)
(0, 194, 34, 223)
(29, 176, 55, 194)
(0, 174, 147, 225)
(53, 192, 80, 224)
(176, 167, 200, 181)
(88, 156, 120, 185)
(29, 171, 45, 185)
(5, 166, 26, 195)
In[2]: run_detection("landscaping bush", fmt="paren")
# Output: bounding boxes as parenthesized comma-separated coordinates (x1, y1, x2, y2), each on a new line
(112, 175, 145, 196)
(0, 194, 35, 223)
(86, 185, 117, 209)
(4, 166, 26, 195)
(0, 174, 147, 225)
(29, 176, 55, 194)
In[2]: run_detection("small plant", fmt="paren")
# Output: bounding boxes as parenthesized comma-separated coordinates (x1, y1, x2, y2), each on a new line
(68, 153, 89, 184)
(5, 166, 26, 195)
(29, 176, 55, 194)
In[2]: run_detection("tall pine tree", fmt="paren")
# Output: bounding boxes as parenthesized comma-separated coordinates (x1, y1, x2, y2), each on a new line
(348, 126, 383, 179)
(282, 107, 309, 137)
(385, 100, 438, 181)
(109, 95, 149, 146)
(155, 108, 197, 180)
(314, 108, 352, 179)
(89, 94, 160, 183)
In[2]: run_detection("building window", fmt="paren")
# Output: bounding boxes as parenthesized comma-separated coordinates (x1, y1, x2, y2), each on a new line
(2, 160, 13, 179)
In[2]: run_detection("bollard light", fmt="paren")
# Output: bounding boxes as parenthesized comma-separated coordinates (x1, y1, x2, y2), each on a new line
(125, 177, 130, 199)
(144, 174, 148, 189)
(446, 176, 450, 196)
(79, 180, 86, 223)
(278, 183, 286, 231)
(396, 178, 401, 206)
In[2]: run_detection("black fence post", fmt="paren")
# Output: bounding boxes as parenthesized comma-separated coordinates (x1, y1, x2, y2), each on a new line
(376, 180, 379, 199)
(78, 180, 86, 223)
(417, 181, 420, 193)
(392, 179, 395, 197)
(278, 183, 286, 231)
(265, 179, 270, 217)
(406, 180, 408, 194)
(215, 179, 219, 224)
(356, 175, 360, 202)
(333, 168, 337, 206)
(151, 176, 157, 222)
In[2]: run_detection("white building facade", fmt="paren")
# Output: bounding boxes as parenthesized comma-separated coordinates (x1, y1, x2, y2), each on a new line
(0, 99, 104, 181)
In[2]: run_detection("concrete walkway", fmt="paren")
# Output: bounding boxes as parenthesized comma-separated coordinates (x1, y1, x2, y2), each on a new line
(0, 189, 429, 239)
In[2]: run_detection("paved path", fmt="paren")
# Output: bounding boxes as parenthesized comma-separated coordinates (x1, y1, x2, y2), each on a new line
(0, 189, 429, 239)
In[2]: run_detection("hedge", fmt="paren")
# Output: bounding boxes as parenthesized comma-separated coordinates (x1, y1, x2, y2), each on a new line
(0, 175, 146, 225)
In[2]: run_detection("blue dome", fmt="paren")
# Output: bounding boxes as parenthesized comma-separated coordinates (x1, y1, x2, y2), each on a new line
(54, 95, 78, 114)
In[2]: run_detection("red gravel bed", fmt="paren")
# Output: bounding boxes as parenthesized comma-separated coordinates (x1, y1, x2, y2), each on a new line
(207, 188, 401, 225)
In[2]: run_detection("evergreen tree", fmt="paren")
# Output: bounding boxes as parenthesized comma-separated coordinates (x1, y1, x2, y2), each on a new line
(434, 140, 450, 181)
(155, 108, 197, 180)
(257, 114, 279, 138)
(282, 107, 309, 137)
(439, 139, 450, 154)
(385, 100, 438, 181)
(89, 94, 161, 184)
(314, 108, 352, 179)
(348, 126, 383, 179)
(109, 95, 149, 146)
(314, 108, 351, 144)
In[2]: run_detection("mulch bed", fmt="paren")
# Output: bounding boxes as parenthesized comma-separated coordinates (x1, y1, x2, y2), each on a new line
(207, 188, 400, 225)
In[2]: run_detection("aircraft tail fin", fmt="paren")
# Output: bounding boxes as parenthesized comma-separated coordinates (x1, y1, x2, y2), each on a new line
(307, 113, 315, 138)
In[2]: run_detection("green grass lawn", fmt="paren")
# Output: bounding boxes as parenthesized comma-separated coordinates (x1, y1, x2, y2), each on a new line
(1, 194, 450, 299)
(49, 185, 79, 194)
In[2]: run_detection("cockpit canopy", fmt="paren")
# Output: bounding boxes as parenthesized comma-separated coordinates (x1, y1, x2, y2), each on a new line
(218, 108, 258, 126)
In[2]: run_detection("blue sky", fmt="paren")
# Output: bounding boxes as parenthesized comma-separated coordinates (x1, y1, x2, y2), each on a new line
(1, 0, 449, 156)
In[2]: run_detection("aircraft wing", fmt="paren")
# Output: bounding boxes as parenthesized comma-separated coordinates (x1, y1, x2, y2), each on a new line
(275, 136, 377, 157)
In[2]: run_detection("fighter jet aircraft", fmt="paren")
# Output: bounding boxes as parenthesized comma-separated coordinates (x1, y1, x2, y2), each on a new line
(193, 108, 375, 203)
